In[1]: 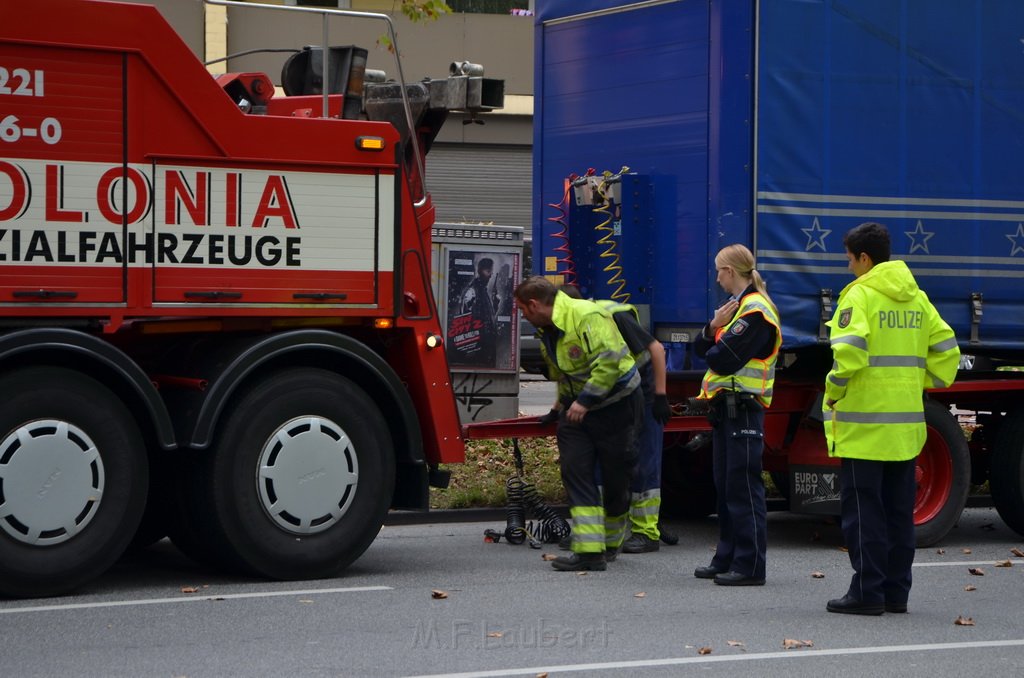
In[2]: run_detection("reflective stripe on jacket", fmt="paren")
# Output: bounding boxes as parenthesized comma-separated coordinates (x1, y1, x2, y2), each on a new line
(823, 260, 960, 461)
(698, 292, 782, 406)
(540, 292, 639, 410)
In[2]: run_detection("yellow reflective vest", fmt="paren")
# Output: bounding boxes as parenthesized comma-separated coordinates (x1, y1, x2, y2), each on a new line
(539, 291, 639, 410)
(824, 260, 960, 461)
(698, 291, 782, 407)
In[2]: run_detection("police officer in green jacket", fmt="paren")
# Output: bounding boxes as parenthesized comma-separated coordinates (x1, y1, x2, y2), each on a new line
(824, 222, 960, 615)
(515, 276, 641, 571)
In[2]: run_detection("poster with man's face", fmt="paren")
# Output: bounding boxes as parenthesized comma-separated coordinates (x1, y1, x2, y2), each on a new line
(445, 249, 519, 370)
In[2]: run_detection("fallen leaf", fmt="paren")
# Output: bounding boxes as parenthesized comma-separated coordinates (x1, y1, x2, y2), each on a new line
(727, 640, 744, 647)
(962, 548, 972, 555)
(180, 586, 199, 594)
(634, 592, 646, 598)
(299, 599, 314, 604)
(536, 674, 549, 678)
(839, 546, 849, 552)
(431, 589, 449, 599)
(968, 567, 985, 576)
(541, 553, 557, 561)
(576, 571, 588, 577)
(811, 571, 825, 579)
(783, 638, 814, 649)
(487, 632, 503, 639)
(954, 615, 975, 626)
(1011, 548, 1024, 558)
(964, 585, 977, 591)
(698, 647, 712, 655)
(936, 549, 946, 555)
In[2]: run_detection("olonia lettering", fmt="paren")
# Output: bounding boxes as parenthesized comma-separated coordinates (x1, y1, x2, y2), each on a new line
(0, 162, 301, 229)
(878, 309, 922, 330)
(0, 229, 301, 266)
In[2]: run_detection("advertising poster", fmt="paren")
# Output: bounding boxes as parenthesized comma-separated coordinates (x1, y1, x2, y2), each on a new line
(445, 249, 518, 370)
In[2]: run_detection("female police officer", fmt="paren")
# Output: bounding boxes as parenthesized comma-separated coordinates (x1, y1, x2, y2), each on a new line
(692, 244, 781, 586)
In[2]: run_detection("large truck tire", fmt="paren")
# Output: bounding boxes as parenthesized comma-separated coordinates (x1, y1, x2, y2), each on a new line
(128, 451, 174, 552)
(990, 406, 1024, 537)
(187, 368, 395, 579)
(0, 367, 148, 598)
(166, 450, 225, 568)
(913, 400, 970, 547)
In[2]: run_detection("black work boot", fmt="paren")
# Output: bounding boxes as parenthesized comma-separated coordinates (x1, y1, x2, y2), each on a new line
(658, 523, 679, 545)
(826, 594, 884, 615)
(621, 533, 660, 553)
(550, 552, 607, 571)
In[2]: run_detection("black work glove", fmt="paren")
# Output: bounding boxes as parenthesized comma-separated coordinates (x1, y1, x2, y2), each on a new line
(538, 408, 560, 425)
(652, 394, 672, 426)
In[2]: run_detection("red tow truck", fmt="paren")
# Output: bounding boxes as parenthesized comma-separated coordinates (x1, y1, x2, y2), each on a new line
(0, 0, 500, 597)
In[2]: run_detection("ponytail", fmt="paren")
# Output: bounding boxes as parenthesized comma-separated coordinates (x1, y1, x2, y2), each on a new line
(749, 269, 778, 315)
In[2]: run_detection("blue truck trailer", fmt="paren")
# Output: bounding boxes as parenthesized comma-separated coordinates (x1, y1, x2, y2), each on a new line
(467, 0, 1024, 546)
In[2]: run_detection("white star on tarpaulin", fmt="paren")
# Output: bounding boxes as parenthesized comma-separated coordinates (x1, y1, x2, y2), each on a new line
(1008, 223, 1024, 256)
(802, 217, 831, 252)
(905, 220, 935, 254)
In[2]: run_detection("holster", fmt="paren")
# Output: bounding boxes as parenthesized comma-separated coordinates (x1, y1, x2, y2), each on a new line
(704, 391, 762, 425)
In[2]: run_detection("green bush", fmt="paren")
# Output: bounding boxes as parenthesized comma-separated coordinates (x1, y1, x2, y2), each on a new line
(431, 437, 566, 509)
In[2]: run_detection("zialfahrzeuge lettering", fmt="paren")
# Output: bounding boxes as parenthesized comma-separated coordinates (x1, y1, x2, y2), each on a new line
(0, 159, 385, 270)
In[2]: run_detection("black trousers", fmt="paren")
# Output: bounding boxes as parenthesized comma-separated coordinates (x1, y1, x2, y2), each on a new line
(839, 457, 916, 605)
(557, 391, 641, 519)
(709, 398, 767, 579)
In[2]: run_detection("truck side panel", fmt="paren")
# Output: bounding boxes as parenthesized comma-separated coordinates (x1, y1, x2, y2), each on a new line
(755, 0, 1024, 351)
(2, 0, 402, 315)
(536, 1, 1024, 355)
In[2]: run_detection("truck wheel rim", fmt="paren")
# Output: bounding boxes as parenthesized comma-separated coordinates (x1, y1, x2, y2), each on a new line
(0, 420, 105, 545)
(256, 416, 359, 535)
(914, 429, 952, 524)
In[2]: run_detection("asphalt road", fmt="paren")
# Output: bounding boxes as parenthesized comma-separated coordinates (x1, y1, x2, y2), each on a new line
(1, 508, 1022, 678)
(516, 372, 555, 416)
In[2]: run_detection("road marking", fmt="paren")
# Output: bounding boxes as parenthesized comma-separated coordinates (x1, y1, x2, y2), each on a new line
(0, 585, 391, 615)
(914, 559, 1023, 568)
(405, 639, 1024, 678)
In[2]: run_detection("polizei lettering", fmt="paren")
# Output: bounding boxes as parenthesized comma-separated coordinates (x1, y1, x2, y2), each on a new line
(878, 309, 922, 329)
(0, 160, 306, 267)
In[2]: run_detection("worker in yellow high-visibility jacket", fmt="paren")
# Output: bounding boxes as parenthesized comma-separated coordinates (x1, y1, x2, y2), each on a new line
(592, 299, 673, 553)
(824, 222, 959, 615)
(549, 287, 674, 553)
(515, 276, 641, 572)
